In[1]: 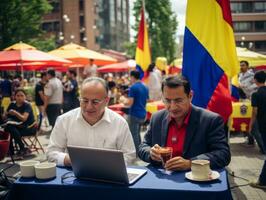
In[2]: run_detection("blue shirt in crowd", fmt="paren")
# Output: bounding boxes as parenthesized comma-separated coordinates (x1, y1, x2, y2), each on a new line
(128, 82, 149, 119)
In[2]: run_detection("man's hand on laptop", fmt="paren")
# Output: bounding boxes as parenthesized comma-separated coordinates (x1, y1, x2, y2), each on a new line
(64, 154, 72, 166)
(150, 144, 162, 162)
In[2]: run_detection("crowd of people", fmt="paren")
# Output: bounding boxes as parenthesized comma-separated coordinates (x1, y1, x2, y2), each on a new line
(0, 60, 265, 189)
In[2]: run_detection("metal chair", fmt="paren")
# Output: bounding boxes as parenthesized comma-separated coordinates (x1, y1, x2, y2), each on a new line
(21, 103, 45, 154)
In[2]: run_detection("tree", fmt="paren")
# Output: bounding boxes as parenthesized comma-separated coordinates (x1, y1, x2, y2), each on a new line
(0, 0, 54, 51)
(132, 0, 178, 62)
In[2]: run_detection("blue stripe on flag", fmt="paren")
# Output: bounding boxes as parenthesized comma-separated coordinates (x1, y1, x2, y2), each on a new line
(182, 27, 224, 108)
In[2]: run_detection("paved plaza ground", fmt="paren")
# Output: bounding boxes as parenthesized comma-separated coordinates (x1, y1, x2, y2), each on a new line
(1, 131, 266, 199)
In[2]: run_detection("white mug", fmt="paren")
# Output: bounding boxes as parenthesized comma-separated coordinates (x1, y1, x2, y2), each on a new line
(20, 160, 40, 178)
(191, 159, 211, 180)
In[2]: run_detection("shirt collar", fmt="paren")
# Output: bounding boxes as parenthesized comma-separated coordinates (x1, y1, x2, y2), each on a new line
(168, 104, 192, 126)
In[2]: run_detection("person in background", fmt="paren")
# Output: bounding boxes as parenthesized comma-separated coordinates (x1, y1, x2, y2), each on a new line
(4, 88, 36, 156)
(63, 70, 79, 113)
(147, 63, 162, 101)
(138, 75, 230, 170)
(0, 73, 12, 98)
(83, 59, 98, 78)
(34, 72, 48, 115)
(238, 60, 257, 145)
(44, 69, 63, 127)
(249, 71, 266, 189)
(238, 60, 257, 100)
(46, 77, 135, 166)
(123, 70, 149, 153)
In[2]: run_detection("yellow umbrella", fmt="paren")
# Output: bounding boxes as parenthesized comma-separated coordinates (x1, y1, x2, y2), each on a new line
(236, 47, 266, 67)
(49, 43, 117, 66)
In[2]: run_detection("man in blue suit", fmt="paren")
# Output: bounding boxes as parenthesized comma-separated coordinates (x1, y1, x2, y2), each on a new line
(138, 75, 230, 170)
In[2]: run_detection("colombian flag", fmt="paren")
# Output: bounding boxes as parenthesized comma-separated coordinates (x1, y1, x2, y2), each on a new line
(231, 75, 240, 102)
(135, 7, 151, 79)
(182, 0, 239, 121)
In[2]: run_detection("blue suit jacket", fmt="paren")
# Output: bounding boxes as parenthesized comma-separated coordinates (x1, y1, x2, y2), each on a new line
(138, 105, 231, 169)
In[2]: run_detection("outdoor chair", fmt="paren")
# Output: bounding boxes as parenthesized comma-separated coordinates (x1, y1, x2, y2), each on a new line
(21, 103, 44, 154)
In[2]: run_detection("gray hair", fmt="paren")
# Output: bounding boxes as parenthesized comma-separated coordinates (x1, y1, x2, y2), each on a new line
(81, 77, 109, 94)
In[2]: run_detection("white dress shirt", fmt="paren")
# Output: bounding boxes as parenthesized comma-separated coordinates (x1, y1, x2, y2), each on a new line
(46, 107, 136, 166)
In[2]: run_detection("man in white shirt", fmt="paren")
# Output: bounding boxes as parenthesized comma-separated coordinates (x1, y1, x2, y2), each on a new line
(44, 69, 63, 127)
(46, 77, 136, 166)
(83, 59, 98, 78)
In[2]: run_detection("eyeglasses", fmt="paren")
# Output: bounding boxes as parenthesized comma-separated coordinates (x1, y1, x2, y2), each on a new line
(79, 97, 106, 106)
(162, 97, 187, 105)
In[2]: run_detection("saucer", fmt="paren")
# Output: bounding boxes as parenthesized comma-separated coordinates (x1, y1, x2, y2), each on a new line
(185, 171, 220, 182)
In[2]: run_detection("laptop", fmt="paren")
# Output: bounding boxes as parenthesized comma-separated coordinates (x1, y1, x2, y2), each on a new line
(67, 145, 147, 185)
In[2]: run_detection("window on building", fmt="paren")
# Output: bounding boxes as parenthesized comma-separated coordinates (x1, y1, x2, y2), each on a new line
(255, 41, 266, 51)
(233, 22, 252, 32)
(80, 15, 84, 27)
(254, 2, 266, 12)
(117, 0, 122, 22)
(50, 0, 60, 13)
(79, 0, 84, 11)
(110, 0, 116, 27)
(255, 21, 266, 32)
(230, 2, 253, 13)
(42, 21, 60, 32)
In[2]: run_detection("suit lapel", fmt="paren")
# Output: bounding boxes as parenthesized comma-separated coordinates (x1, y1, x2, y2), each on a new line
(161, 112, 170, 146)
(183, 106, 199, 156)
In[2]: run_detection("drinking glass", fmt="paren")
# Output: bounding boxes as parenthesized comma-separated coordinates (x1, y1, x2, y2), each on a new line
(158, 147, 173, 174)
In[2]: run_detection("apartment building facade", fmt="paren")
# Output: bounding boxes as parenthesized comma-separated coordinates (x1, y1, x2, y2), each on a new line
(230, 0, 266, 54)
(42, 0, 130, 51)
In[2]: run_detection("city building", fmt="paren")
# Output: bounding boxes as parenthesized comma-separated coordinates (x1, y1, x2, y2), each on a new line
(42, 0, 130, 51)
(230, 0, 266, 54)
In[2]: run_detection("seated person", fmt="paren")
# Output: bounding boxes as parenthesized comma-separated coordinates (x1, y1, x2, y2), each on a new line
(4, 88, 36, 155)
(46, 77, 136, 167)
(138, 75, 230, 170)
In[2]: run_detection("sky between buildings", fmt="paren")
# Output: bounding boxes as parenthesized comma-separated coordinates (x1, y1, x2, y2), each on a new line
(129, 0, 187, 41)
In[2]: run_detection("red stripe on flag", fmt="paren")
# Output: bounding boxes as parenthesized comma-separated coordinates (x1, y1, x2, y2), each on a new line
(137, 9, 145, 50)
(216, 0, 233, 27)
(207, 74, 232, 122)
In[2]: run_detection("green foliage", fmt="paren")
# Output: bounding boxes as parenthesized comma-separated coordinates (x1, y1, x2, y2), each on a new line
(122, 41, 136, 59)
(29, 35, 57, 52)
(132, 0, 178, 62)
(0, 0, 53, 50)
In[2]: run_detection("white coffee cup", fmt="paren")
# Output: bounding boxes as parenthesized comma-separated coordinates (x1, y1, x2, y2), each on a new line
(191, 159, 211, 180)
(20, 160, 40, 178)
(35, 162, 56, 180)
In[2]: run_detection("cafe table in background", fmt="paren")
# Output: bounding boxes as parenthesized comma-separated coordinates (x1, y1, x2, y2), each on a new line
(8, 165, 232, 200)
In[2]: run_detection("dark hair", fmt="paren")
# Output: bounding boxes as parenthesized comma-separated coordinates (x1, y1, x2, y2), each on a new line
(254, 70, 266, 83)
(68, 69, 77, 77)
(240, 60, 249, 67)
(161, 75, 191, 96)
(130, 70, 140, 80)
(47, 69, 56, 77)
(40, 72, 47, 78)
(14, 88, 26, 96)
(147, 63, 155, 72)
(82, 77, 108, 94)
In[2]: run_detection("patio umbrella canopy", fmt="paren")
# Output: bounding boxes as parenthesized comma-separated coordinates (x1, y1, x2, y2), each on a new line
(0, 42, 71, 66)
(97, 60, 136, 73)
(0, 62, 68, 71)
(49, 43, 117, 66)
(236, 47, 266, 67)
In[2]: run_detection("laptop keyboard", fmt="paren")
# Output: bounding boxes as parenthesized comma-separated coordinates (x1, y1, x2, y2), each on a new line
(127, 173, 139, 181)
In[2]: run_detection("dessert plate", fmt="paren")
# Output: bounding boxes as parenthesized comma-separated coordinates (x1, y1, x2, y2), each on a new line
(185, 170, 220, 182)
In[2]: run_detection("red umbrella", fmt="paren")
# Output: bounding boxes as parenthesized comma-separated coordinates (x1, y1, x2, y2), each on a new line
(0, 62, 68, 72)
(97, 60, 136, 73)
(0, 42, 71, 75)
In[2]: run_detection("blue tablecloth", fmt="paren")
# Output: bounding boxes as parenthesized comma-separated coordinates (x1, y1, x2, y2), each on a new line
(8, 165, 232, 200)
